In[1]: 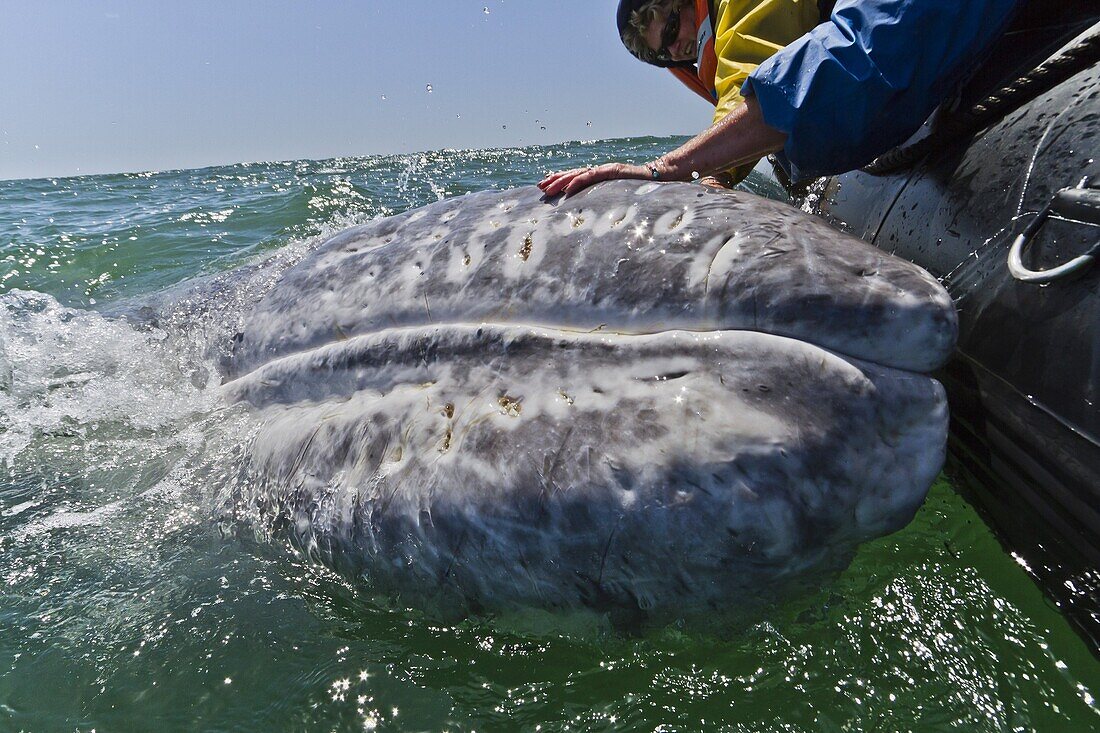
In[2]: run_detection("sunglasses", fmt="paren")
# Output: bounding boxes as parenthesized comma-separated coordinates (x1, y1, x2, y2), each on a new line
(659, 8, 681, 59)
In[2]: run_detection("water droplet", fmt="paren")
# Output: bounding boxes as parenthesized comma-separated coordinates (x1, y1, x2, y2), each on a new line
(425, 83, 433, 93)
(483, 6, 490, 13)
(380, 94, 387, 101)
(586, 121, 592, 126)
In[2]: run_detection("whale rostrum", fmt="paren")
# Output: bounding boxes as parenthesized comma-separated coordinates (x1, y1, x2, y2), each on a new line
(220, 181, 957, 617)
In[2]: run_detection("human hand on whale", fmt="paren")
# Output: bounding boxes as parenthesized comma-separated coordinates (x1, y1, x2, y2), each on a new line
(538, 96, 786, 197)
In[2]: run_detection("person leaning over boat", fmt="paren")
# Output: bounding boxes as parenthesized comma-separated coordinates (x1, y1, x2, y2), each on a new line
(617, 0, 828, 187)
(538, 0, 1024, 196)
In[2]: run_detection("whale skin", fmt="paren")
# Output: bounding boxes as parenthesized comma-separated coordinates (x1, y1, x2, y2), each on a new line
(218, 181, 957, 618)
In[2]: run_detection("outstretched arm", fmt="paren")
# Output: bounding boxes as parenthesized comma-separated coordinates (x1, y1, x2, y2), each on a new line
(537, 96, 786, 198)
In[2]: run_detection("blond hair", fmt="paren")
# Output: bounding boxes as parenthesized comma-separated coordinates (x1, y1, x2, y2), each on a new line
(621, 0, 682, 64)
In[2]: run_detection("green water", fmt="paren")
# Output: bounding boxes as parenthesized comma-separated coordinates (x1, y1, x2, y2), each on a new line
(1, 138, 1096, 731)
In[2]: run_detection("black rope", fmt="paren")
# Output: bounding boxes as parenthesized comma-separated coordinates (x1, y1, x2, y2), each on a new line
(863, 29, 1100, 176)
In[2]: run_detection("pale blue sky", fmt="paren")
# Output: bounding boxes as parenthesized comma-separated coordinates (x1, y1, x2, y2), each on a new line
(0, 1, 706, 181)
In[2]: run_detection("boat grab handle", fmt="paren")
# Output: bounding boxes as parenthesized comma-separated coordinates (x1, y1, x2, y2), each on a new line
(1009, 182, 1100, 284)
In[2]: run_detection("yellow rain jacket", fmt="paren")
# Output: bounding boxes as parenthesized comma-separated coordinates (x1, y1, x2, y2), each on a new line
(710, 0, 822, 120)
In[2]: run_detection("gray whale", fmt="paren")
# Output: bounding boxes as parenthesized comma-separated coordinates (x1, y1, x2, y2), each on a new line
(220, 181, 956, 617)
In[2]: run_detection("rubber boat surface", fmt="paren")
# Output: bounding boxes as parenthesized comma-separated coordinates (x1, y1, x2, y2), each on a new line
(794, 10, 1100, 646)
(209, 180, 957, 619)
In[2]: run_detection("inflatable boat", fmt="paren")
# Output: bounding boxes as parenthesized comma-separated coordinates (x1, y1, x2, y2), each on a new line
(774, 7, 1100, 646)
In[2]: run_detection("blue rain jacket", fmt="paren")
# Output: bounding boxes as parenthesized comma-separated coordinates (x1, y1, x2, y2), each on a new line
(742, 0, 1023, 181)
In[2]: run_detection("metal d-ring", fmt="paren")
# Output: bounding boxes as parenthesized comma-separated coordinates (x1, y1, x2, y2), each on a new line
(1008, 183, 1100, 284)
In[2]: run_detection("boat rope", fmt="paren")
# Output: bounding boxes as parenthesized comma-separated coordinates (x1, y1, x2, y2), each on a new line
(863, 28, 1100, 176)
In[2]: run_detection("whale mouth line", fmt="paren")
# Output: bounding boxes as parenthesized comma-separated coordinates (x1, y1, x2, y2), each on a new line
(223, 320, 917, 406)
(226, 316, 926, 394)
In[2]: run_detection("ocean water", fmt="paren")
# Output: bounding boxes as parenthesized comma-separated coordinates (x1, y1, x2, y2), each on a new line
(0, 137, 1097, 732)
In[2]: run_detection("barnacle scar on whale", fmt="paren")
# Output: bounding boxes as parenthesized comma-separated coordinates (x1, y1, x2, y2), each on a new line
(219, 180, 957, 617)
